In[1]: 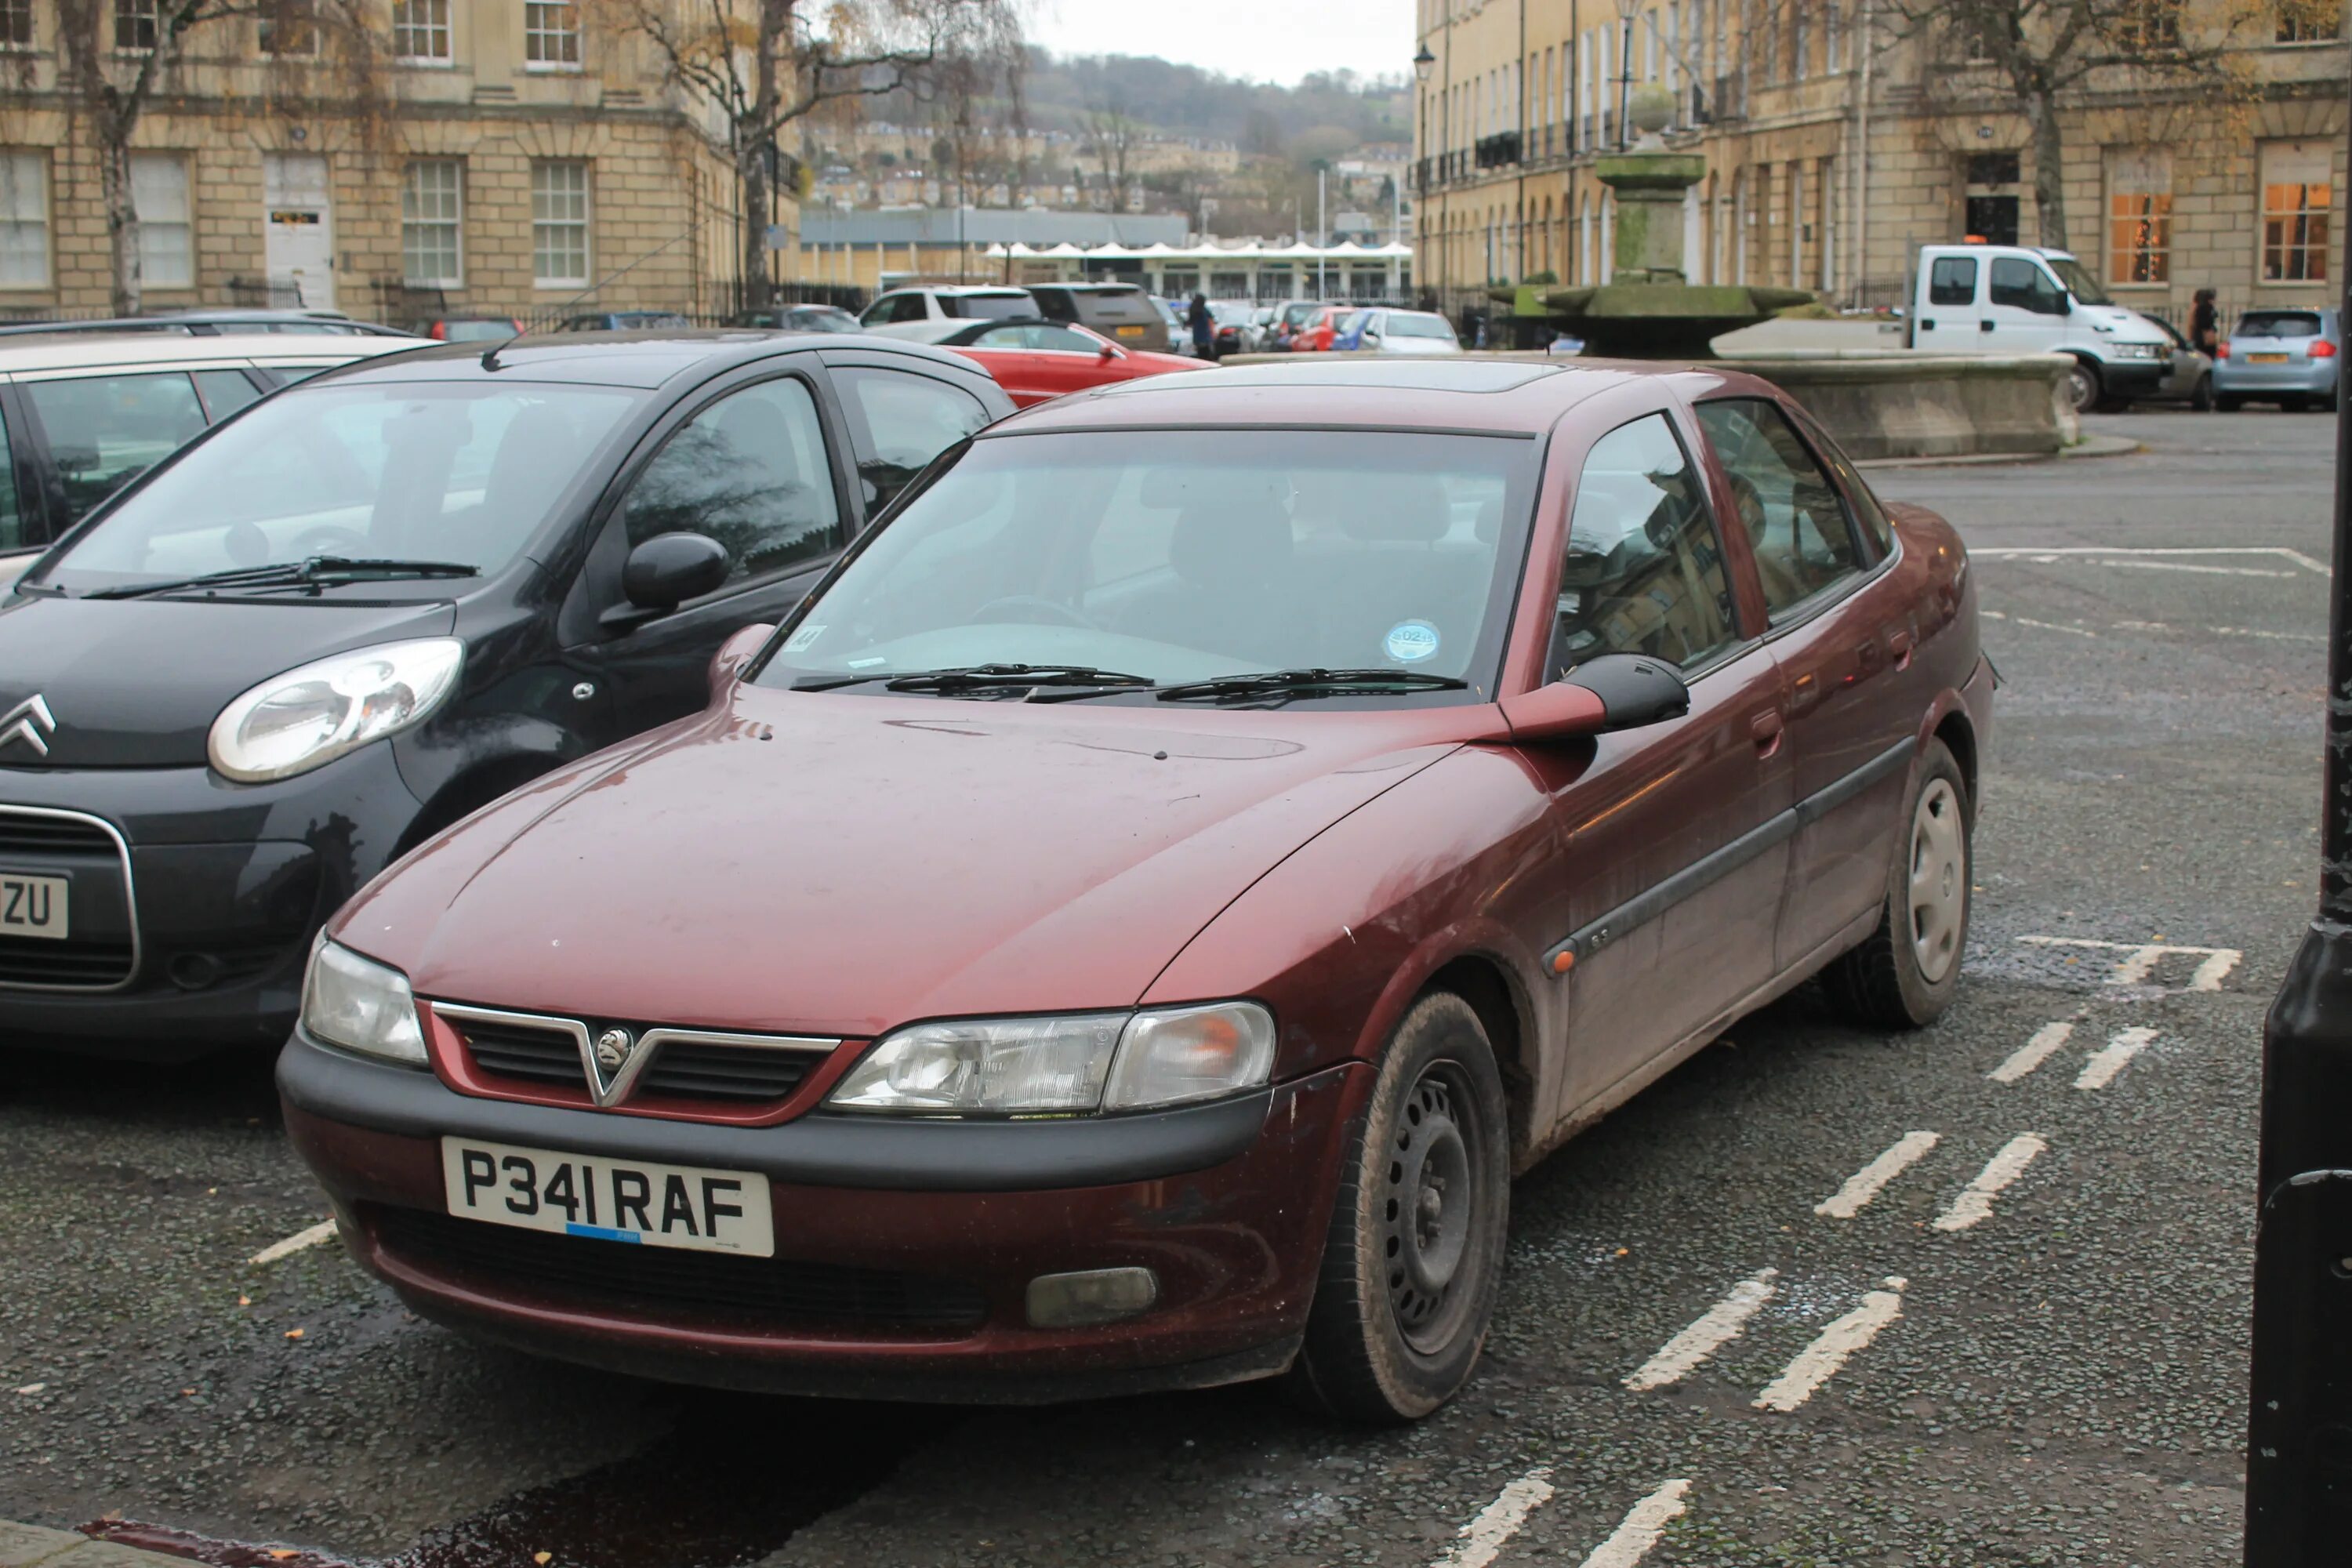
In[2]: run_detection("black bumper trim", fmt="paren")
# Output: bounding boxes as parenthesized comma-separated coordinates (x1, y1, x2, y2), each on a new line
(278, 1031, 1275, 1192)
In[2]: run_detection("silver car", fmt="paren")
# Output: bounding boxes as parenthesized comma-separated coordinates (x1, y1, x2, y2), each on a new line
(2216, 307, 2341, 412)
(1341, 308, 1465, 355)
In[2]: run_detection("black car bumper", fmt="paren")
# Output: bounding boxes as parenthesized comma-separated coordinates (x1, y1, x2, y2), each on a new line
(2095, 358, 2167, 397)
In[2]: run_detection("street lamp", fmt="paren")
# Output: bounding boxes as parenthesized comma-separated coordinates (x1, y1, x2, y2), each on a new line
(1414, 44, 1436, 82)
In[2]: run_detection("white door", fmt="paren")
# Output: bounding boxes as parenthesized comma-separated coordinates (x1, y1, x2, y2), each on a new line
(263, 154, 335, 310)
(1915, 252, 1985, 353)
(1981, 253, 2069, 354)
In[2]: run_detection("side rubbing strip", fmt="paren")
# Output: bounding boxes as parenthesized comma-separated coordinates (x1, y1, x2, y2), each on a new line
(1541, 739, 1918, 975)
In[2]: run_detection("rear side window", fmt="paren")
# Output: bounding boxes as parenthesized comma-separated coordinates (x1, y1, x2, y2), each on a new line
(1070, 289, 1152, 328)
(833, 366, 993, 518)
(1696, 398, 1864, 618)
(194, 369, 264, 422)
(1552, 413, 1737, 676)
(2238, 311, 2322, 339)
(1928, 256, 1977, 306)
(24, 371, 208, 525)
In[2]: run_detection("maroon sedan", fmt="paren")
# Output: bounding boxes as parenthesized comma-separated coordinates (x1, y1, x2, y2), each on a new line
(281, 359, 1990, 1421)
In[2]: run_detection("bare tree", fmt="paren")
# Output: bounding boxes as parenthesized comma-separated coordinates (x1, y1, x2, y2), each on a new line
(620, 0, 1022, 309)
(1078, 102, 1141, 213)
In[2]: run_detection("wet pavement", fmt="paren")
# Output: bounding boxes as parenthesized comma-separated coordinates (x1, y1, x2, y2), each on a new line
(0, 406, 2324, 1566)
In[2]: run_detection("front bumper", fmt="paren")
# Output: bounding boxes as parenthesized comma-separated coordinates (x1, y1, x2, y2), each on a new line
(2092, 358, 2166, 396)
(278, 1030, 1367, 1402)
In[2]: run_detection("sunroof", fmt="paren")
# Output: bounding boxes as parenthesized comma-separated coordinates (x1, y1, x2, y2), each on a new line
(1138, 361, 1569, 394)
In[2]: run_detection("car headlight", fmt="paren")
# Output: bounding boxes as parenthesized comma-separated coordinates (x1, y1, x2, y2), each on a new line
(2112, 342, 2164, 360)
(300, 939, 427, 1066)
(827, 1001, 1276, 1116)
(209, 639, 463, 783)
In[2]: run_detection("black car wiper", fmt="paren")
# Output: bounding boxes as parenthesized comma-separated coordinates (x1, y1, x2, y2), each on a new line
(85, 556, 481, 601)
(793, 663, 1157, 695)
(1156, 668, 1472, 703)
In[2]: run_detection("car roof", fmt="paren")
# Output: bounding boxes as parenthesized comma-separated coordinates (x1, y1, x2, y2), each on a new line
(0, 332, 421, 375)
(302, 327, 989, 390)
(902, 285, 1031, 296)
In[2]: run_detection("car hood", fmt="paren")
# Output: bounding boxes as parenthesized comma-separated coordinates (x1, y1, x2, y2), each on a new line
(336, 685, 1499, 1036)
(0, 593, 457, 768)
(2091, 307, 2169, 343)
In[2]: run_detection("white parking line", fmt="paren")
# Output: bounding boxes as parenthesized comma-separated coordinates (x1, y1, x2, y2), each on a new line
(1969, 545, 2329, 577)
(1752, 1278, 1907, 1413)
(1624, 1268, 1778, 1391)
(1574, 1479, 1692, 1568)
(1434, 1468, 1555, 1568)
(249, 1219, 339, 1267)
(1814, 1132, 1940, 1219)
(2009, 616, 2097, 637)
(2075, 1027, 2158, 1091)
(1991, 1021, 2075, 1083)
(2018, 935, 2241, 992)
(1932, 1134, 2049, 1232)
(2213, 626, 2328, 644)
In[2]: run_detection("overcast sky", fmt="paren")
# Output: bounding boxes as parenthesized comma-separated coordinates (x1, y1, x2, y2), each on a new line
(1026, 1, 1416, 87)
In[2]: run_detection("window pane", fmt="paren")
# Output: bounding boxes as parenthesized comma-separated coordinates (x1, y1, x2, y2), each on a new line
(403, 159, 463, 286)
(0, 151, 48, 287)
(836, 367, 990, 515)
(621, 377, 840, 584)
(114, 0, 156, 49)
(1927, 256, 1976, 306)
(531, 162, 589, 285)
(393, 0, 449, 58)
(524, 0, 579, 63)
(130, 154, 191, 289)
(1552, 413, 1735, 674)
(26, 372, 207, 525)
(0, 0, 31, 46)
(1988, 256, 2061, 311)
(1696, 398, 1862, 616)
(194, 370, 264, 423)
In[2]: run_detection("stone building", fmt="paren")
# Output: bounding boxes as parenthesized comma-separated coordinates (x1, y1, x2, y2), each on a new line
(0, 0, 760, 325)
(1411, 0, 2347, 328)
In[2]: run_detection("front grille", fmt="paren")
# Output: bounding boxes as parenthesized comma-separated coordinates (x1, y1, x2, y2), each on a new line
(0, 816, 116, 857)
(453, 1016, 583, 1086)
(638, 1042, 815, 1102)
(0, 936, 134, 987)
(371, 1207, 989, 1330)
(446, 1006, 829, 1108)
(0, 808, 136, 990)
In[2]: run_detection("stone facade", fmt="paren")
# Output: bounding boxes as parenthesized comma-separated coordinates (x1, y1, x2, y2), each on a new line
(1413, 0, 2347, 328)
(0, 0, 768, 325)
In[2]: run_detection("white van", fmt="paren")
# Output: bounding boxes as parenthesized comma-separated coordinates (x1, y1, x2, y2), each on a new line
(1910, 244, 2172, 412)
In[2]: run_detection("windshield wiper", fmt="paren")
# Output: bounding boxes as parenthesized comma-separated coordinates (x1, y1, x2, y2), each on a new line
(793, 663, 1158, 696)
(1156, 668, 1472, 703)
(85, 556, 481, 601)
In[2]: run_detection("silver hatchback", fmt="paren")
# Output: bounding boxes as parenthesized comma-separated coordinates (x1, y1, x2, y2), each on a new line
(2216, 307, 2341, 411)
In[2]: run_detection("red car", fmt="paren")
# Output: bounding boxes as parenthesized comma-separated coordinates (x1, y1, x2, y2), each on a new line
(281, 359, 1990, 1421)
(933, 318, 1205, 406)
(1292, 306, 1359, 354)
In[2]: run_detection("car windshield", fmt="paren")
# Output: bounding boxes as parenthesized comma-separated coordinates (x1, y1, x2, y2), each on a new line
(760, 428, 1537, 697)
(2045, 256, 2112, 306)
(40, 381, 641, 594)
(2238, 311, 2322, 339)
(943, 293, 1036, 321)
(1388, 313, 1457, 339)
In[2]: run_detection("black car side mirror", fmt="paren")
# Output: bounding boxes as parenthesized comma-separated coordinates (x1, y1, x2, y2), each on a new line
(622, 532, 730, 613)
(1563, 653, 1691, 731)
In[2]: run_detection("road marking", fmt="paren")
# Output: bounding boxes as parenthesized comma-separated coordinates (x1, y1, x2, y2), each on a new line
(1573, 1479, 1692, 1568)
(2075, 1027, 2158, 1091)
(2009, 616, 2096, 637)
(1624, 1268, 1778, 1391)
(1752, 1277, 1907, 1413)
(2087, 560, 2297, 579)
(249, 1220, 339, 1267)
(1814, 1132, 1940, 1218)
(1970, 545, 2330, 577)
(2018, 935, 2241, 991)
(1933, 1134, 2048, 1232)
(1434, 1468, 1555, 1568)
(2213, 626, 2328, 644)
(1991, 1021, 2075, 1083)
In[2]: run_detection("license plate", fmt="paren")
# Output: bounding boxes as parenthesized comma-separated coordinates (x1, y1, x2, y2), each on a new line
(0, 872, 66, 941)
(1116, 325, 1145, 338)
(2247, 352, 2291, 364)
(441, 1137, 773, 1256)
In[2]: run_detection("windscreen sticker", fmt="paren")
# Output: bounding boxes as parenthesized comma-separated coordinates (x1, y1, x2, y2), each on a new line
(846, 655, 887, 669)
(782, 623, 825, 652)
(1385, 620, 1442, 664)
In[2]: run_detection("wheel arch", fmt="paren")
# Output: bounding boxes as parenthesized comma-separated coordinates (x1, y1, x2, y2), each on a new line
(1420, 952, 1541, 1162)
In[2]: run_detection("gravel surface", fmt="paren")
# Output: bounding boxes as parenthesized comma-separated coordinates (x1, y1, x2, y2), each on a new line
(0, 405, 2322, 1566)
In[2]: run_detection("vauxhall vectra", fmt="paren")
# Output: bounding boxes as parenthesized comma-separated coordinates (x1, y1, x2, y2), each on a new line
(279, 361, 1991, 1421)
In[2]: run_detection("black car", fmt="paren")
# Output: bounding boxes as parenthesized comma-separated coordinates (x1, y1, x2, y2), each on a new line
(0, 331, 1010, 1058)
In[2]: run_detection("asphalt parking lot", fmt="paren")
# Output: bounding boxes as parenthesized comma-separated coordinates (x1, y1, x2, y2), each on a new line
(0, 405, 2329, 1567)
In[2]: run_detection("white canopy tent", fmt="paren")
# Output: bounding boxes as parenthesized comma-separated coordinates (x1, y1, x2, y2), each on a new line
(982, 239, 1414, 303)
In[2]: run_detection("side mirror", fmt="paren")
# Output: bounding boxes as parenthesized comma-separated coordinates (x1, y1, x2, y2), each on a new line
(709, 621, 775, 699)
(622, 532, 730, 613)
(1498, 654, 1690, 742)
(1097, 341, 1117, 362)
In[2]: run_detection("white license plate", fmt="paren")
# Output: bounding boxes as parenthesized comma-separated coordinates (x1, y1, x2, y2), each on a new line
(441, 1137, 773, 1257)
(0, 873, 66, 941)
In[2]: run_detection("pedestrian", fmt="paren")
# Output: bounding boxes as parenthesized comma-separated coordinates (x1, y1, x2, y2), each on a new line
(2190, 288, 2220, 357)
(1188, 292, 1215, 360)
(1472, 310, 1489, 350)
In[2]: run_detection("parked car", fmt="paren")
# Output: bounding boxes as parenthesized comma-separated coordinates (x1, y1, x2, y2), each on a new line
(932, 319, 1207, 405)
(1023, 283, 1173, 354)
(279, 358, 1989, 1421)
(1340, 309, 1465, 356)
(2215, 307, 2342, 412)
(732, 305, 862, 334)
(557, 311, 694, 332)
(1291, 306, 1359, 354)
(0, 331, 1011, 1058)
(2143, 315, 2215, 410)
(1906, 243, 2172, 412)
(857, 286, 1039, 339)
(419, 316, 524, 344)
(1269, 299, 1350, 352)
(0, 310, 413, 339)
(0, 332, 420, 587)
(1207, 300, 1261, 356)
(1149, 296, 1199, 357)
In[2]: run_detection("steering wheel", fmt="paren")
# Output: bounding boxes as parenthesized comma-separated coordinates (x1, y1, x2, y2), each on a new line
(290, 525, 368, 558)
(972, 595, 1098, 630)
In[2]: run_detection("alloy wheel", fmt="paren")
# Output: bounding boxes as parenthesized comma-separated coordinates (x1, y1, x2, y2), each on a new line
(1908, 778, 1967, 985)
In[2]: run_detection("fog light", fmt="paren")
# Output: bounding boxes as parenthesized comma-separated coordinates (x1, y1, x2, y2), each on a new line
(1025, 1267, 1159, 1328)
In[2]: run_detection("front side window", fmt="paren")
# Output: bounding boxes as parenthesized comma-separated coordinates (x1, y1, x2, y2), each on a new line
(392, 0, 451, 60)
(1928, 256, 1976, 307)
(619, 376, 840, 585)
(524, 0, 580, 65)
(0, 151, 48, 287)
(760, 429, 1537, 695)
(1697, 398, 1863, 618)
(2107, 147, 2172, 285)
(24, 372, 207, 526)
(532, 161, 590, 286)
(1551, 413, 1736, 677)
(833, 366, 991, 516)
(131, 154, 192, 289)
(42, 382, 641, 590)
(2262, 140, 2332, 283)
(971, 323, 1094, 352)
(403, 160, 464, 288)
(1988, 256, 2066, 314)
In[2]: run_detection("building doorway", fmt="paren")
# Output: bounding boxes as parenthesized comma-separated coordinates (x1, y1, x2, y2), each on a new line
(263, 152, 335, 310)
(1963, 151, 2020, 247)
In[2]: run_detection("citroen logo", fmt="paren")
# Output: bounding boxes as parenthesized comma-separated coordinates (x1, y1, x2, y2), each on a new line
(593, 1027, 634, 1073)
(0, 695, 54, 759)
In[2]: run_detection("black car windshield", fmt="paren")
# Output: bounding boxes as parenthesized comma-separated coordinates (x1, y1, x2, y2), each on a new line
(760, 429, 1537, 697)
(40, 381, 641, 594)
(2045, 256, 2113, 306)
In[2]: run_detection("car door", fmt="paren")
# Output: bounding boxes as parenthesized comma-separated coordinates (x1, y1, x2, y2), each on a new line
(1983, 255, 2070, 353)
(1693, 395, 1915, 975)
(1915, 253, 1984, 354)
(824, 358, 998, 523)
(0, 383, 48, 559)
(1534, 407, 1793, 1119)
(568, 365, 859, 741)
(14, 367, 213, 530)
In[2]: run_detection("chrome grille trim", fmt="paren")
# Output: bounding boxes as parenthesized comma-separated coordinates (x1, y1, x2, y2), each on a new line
(0, 804, 139, 993)
(433, 1001, 837, 1109)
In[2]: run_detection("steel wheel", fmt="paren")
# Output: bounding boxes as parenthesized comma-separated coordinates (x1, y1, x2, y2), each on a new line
(1383, 1066, 1481, 1355)
(1908, 778, 1966, 985)
(2064, 361, 2100, 413)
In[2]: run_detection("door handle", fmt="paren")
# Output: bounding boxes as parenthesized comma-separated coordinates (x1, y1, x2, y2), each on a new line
(1921, 318, 1936, 332)
(1980, 319, 1997, 332)
(1749, 709, 1784, 758)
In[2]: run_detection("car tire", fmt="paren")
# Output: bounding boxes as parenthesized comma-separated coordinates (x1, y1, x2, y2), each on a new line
(2063, 359, 2102, 414)
(2190, 375, 2213, 412)
(1287, 991, 1509, 1424)
(2216, 394, 2243, 412)
(2285, 395, 2311, 412)
(1822, 739, 1972, 1031)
